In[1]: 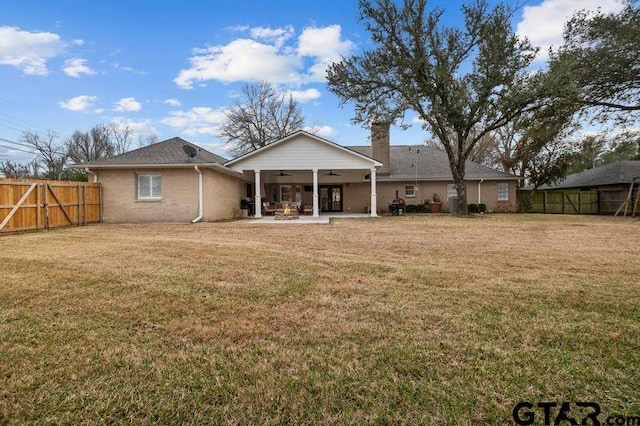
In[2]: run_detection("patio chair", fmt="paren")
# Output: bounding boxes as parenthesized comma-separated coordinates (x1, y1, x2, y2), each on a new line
(303, 204, 313, 215)
(262, 202, 276, 215)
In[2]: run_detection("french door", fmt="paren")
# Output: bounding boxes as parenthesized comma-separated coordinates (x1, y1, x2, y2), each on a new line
(320, 185, 343, 212)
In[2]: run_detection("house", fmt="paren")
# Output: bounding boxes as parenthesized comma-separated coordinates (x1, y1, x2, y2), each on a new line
(519, 161, 640, 215)
(73, 125, 522, 222)
(74, 137, 244, 223)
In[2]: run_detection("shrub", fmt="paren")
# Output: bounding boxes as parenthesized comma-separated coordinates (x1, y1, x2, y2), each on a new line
(478, 203, 487, 213)
(468, 204, 478, 213)
(406, 204, 430, 213)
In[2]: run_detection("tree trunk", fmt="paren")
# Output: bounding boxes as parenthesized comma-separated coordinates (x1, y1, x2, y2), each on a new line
(452, 166, 468, 215)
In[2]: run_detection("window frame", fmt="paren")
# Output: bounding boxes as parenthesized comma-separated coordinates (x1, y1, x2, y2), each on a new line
(405, 184, 416, 198)
(497, 183, 509, 201)
(280, 185, 292, 202)
(137, 173, 162, 200)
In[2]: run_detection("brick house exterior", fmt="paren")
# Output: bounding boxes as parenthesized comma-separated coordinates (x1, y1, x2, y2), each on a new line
(74, 128, 521, 222)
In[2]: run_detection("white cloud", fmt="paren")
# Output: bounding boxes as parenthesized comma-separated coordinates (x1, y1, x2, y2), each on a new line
(305, 124, 337, 139)
(0, 26, 66, 75)
(175, 39, 301, 88)
(114, 97, 142, 112)
(250, 25, 294, 47)
(517, 0, 625, 62)
(111, 117, 159, 137)
(164, 98, 182, 107)
(58, 95, 97, 111)
(287, 88, 321, 102)
(174, 24, 354, 88)
(160, 106, 227, 137)
(63, 58, 96, 78)
(298, 25, 354, 58)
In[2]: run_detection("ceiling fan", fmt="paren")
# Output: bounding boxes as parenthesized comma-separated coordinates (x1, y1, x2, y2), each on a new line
(325, 170, 341, 176)
(278, 170, 291, 176)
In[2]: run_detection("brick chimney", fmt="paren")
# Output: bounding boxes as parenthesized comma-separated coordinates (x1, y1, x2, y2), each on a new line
(371, 122, 390, 175)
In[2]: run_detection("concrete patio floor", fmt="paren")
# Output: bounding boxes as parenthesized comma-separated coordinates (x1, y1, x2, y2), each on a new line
(240, 213, 372, 224)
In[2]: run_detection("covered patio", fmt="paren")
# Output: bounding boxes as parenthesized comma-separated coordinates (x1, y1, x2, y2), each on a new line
(225, 131, 382, 218)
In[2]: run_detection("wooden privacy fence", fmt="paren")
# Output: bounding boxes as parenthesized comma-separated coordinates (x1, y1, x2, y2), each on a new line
(518, 188, 634, 215)
(0, 179, 101, 234)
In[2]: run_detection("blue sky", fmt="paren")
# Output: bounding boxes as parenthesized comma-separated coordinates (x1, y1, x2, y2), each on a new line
(0, 0, 625, 163)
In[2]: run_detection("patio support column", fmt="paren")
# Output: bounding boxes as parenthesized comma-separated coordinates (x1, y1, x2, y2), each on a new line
(312, 169, 319, 217)
(254, 169, 262, 218)
(370, 168, 378, 217)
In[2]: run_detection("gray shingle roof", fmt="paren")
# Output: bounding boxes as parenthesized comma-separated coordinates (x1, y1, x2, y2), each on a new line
(538, 161, 640, 190)
(347, 145, 520, 180)
(76, 137, 227, 166)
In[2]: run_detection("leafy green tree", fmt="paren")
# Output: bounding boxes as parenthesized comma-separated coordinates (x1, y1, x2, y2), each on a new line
(599, 130, 640, 164)
(566, 134, 607, 174)
(548, 1, 640, 124)
(326, 0, 543, 214)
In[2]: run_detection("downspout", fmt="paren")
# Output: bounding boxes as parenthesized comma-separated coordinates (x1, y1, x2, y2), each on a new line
(192, 165, 203, 223)
(84, 167, 97, 183)
(477, 179, 484, 206)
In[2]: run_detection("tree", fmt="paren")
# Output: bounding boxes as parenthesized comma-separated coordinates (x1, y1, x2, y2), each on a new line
(512, 104, 579, 189)
(21, 130, 68, 180)
(548, 1, 640, 124)
(220, 81, 305, 157)
(66, 124, 114, 164)
(109, 122, 134, 155)
(0, 159, 40, 179)
(137, 134, 159, 148)
(599, 130, 640, 164)
(326, 0, 542, 214)
(566, 134, 607, 174)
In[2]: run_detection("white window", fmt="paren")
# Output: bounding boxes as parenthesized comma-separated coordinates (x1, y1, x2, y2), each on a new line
(280, 185, 292, 202)
(405, 184, 415, 197)
(497, 183, 509, 201)
(137, 174, 161, 199)
(447, 184, 457, 198)
(295, 185, 302, 203)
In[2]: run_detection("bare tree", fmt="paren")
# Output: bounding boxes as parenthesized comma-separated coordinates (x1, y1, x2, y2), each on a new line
(21, 130, 68, 180)
(66, 125, 114, 163)
(109, 122, 134, 154)
(0, 159, 40, 179)
(220, 81, 305, 157)
(137, 134, 159, 148)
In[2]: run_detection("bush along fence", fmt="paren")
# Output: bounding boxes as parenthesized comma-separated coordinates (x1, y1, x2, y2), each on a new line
(0, 178, 102, 234)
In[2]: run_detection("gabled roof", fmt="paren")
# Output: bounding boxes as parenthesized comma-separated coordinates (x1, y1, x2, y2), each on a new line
(225, 130, 382, 170)
(538, 161, 640, 190)
(73, 137, 227, 167)
(348, 145, 520, 181)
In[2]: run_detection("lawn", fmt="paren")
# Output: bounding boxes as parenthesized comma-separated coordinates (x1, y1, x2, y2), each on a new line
(1, 214, 638, 425)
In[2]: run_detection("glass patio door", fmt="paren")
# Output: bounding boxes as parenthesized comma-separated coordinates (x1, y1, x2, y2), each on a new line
(320, 185, 343, 212)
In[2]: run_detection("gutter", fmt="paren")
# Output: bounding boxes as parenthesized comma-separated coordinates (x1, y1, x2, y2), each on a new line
(192, 165, 203, 223)
(477, 179, 484, 204)
(85, 167, 98, 183)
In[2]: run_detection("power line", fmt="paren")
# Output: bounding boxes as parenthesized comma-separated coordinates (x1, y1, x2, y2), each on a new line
(0, 137, 33, 150)
(0, 96, 76, 128)
(0, 143, 34, 154)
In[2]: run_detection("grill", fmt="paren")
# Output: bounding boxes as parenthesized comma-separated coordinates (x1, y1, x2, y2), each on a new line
(389, 191, 406, 215)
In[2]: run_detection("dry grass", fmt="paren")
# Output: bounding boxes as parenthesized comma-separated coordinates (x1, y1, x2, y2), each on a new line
(1, 214, 639, 425)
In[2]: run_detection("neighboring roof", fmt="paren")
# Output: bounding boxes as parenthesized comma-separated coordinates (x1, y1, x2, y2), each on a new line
(348, 145, 520, 181)
(538, 161, 640, 190)
(72, 137, 228, 168)
(225, 130, 382, 170)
